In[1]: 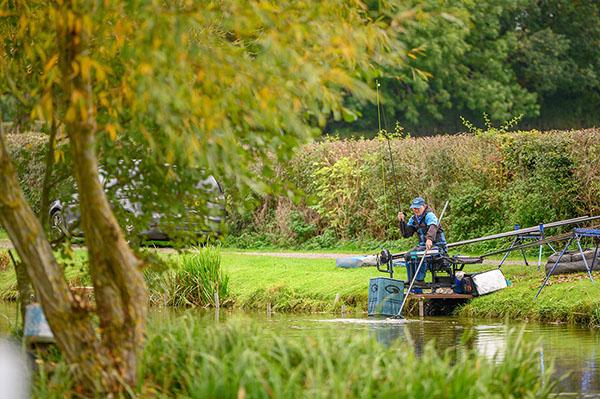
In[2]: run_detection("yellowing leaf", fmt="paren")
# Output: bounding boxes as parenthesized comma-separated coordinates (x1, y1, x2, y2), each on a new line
(257, 87, 272, 109)
(79, 56, 91, 81)
(70, 60, 80, 77)
(54, 149, 65, 163)
(106, 124, 117, 140)
(415, 68, 432, 80)
(65, 105, 76, 122)
(139, 63, 153, 75)
(293, 98, 302, 112)
(43, 54, 58, 75)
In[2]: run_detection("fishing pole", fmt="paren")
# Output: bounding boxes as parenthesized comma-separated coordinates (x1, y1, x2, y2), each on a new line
(478, 231, 574, 259)
(393, 200, 449, 319)
(376, 80, 402, 217)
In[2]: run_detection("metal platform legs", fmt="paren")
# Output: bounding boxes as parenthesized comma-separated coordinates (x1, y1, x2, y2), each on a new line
(535, 228, 599, 299)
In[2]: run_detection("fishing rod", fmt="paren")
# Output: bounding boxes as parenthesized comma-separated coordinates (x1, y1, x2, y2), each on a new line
(478, 231, 573, 259)
(479, 223, 600, 260)
(393, 200, 449, 319)
(448, 215, 600, 249)
(376, 80, 402, 220)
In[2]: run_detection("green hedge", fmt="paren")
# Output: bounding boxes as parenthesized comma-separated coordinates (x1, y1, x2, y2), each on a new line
(7, 129, 600, 250)
(4, 133, 73, 217)
(227, 128, 600, 249)
(5, 133, 48, 214)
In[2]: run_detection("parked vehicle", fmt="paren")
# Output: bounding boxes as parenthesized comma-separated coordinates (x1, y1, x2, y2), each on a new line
(48, 162, 225, 243)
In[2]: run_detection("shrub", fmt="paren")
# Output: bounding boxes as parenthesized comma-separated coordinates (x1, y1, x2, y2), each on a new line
(5, 133, 74, 215)
(301, 228, 338, 249)
(227, 129, 600, 250)
(11, 129, 600, 250)
(288, 210, 316, 244)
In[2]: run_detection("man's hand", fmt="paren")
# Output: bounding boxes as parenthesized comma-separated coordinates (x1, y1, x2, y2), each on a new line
(397, 211, 405, 222)
(425, 239, 433, 250)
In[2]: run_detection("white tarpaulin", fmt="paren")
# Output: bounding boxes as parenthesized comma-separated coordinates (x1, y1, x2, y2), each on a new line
(472, 269, 507, 295)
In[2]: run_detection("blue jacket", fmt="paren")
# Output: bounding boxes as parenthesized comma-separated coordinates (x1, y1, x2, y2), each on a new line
(399, 207, 447, 248)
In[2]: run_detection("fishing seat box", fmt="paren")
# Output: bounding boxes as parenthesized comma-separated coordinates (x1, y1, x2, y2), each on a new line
(24, 303, 55, 348)
(368, 277, 404, 316)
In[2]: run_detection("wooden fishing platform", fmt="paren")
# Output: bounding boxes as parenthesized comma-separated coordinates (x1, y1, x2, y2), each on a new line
(408, 293, 474, 317)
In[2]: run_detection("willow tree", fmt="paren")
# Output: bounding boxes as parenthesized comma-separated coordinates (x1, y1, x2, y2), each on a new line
(0, 0, 407, 393)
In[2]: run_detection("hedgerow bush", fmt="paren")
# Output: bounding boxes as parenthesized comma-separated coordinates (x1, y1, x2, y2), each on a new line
(227, 129, 600, 249)
(8, 129, 600, 250)
(5, 133, 73, 215)
(5, 133, 48, 213)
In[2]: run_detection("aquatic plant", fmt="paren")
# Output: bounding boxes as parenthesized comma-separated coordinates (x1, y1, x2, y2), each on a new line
(146, 247, 229, 308)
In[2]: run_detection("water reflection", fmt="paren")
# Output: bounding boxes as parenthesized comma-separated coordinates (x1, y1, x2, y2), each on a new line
(266, 314, 600, 395)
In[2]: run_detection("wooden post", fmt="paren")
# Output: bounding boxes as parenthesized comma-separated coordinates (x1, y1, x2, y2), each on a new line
(419, 298, 424, 318)
(214, 291, 220, 322)
(334, 293, 340, 306)
(266, 302, 272, 317)
(214, 291, 220, 310)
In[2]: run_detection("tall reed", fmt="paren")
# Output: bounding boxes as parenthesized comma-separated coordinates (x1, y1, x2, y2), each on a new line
(145, 247, 229, 307)
(33, 315, 557, 398)
(138, 317, 555, 398)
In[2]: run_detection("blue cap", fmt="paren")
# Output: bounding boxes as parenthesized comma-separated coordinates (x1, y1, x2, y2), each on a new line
(410, 197, 426, 209)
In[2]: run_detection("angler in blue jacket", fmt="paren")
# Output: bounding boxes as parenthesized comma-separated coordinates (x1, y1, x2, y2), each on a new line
(397, 197, 447, 288)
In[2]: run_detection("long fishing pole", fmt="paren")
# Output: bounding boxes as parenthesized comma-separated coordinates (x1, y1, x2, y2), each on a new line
(393, 200, 449, 319)
(478, 231, 575, 259)
(376, 80, 402, 216)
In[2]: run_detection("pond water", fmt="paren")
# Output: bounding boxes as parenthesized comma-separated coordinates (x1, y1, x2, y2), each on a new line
(2, 301, 599, 396)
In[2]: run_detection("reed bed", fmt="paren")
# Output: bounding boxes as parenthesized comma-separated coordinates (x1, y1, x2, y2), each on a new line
(145, 246, 229, 308)
(33, 315, 556, 398)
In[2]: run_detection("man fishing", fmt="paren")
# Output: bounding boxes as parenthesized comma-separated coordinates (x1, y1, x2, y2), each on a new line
(397, 197, 447, 289)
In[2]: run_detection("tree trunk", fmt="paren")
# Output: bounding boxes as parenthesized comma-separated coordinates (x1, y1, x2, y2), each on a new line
(0, 132, 107, 387)
(67, 122, 148, 390)
(0, 0, 148, 392)
(59, 0, 148, 389)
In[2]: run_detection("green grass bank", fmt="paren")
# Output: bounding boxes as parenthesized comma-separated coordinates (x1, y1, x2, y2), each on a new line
(220, 251, 600, 326)
(2, 248, 599, 325)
